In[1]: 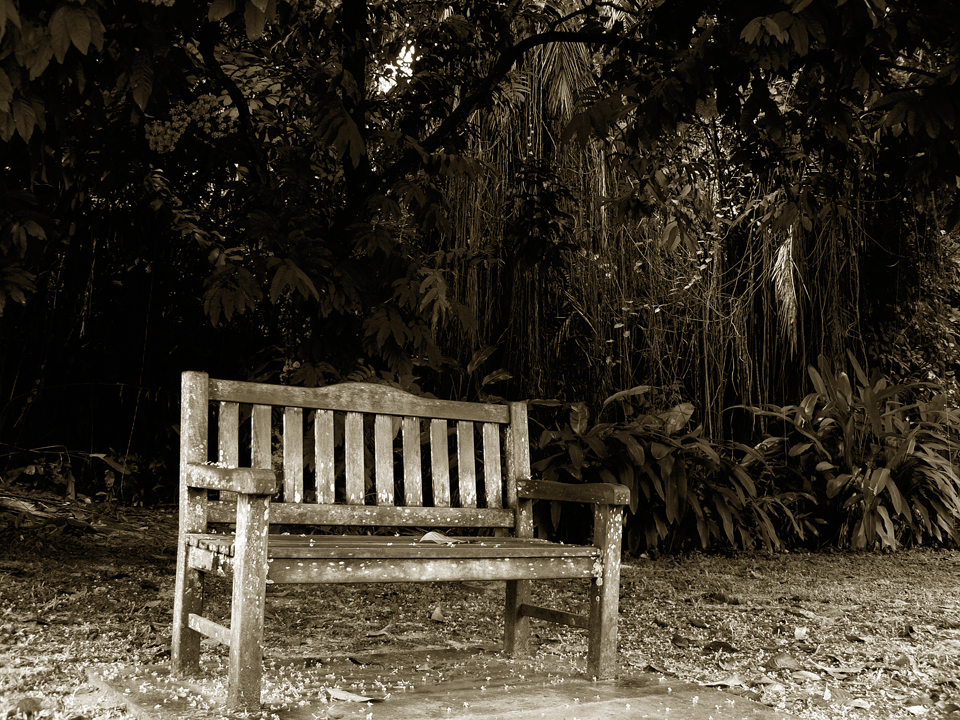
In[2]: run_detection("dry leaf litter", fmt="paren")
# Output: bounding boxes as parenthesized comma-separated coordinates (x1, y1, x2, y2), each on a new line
(1, 491, 960, 719)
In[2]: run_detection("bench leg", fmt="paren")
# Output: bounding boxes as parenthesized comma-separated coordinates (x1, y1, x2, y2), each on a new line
(587, 504, 622, 679)
(171, 549, 203, 677)
(227, 495, 270, 712)
(503, 579, 531, 656)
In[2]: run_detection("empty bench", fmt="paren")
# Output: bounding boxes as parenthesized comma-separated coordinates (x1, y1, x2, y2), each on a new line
(171, 371, 629, 711)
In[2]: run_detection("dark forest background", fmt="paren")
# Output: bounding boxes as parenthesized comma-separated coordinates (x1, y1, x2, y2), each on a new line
(4, 0, 960, 552)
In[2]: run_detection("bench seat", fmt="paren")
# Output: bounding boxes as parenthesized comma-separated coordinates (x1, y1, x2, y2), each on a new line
(171, 371, 627, 711)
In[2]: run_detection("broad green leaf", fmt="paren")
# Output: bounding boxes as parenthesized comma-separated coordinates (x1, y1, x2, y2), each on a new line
(0, 68, 11, 107)
(569, 402, 589, 436)
(48, 7, 71, 63)
(788, 441, 812, 456)
(244, 0, 266, 40)
(85, 7, 105, 52)
(614, 431, 645, 466)
(740, 17, 762, 44)
(602, 385, 651, 408)
(808, 366, 827, 397)
(645, 466, 664, 501)
(0, 0, 21, 45)
(12, 96, 36, 142)
(650, 441, 671, 460)
(467, 345, 496, 375)
(860, 385, 882, 436)
(664, 469, 678, 523)
(789, 18, 809, 56)
(130, 53, 154, 112)
(674, 461, 688, 504)
(550, 500, 562, 531)
(876, 505, 896, 548)
(480, 369, 511, 387)
(761, 17, 786, 42)
(567, 443, 583, 477)
(661, 402, 694, 434)
(66, 7, 91, 55)
(826, 472, 852, 499)
(731, 465, 756, 499)
(0, 110, 14, 142)
(208, 0, 237, 21)
(715, 497, 735, 546)
(792, 0, 815, 12)
(885, 476, 908, 518)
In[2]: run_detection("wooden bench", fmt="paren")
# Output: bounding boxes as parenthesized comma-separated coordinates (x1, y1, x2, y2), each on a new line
(171, 371, 629, 711)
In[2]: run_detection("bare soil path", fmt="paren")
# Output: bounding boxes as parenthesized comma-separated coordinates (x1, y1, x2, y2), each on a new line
(1, 489, 959, 719)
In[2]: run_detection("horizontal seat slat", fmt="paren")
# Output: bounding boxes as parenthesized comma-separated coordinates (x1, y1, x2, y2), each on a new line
(207, 502, 517, 528)
(208, 379, 510, 423)
(186, 533, 599, 560)
(265, 556, 599, 584)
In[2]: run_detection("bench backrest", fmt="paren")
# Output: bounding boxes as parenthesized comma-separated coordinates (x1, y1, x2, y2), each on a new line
(180, 371, 531, 531)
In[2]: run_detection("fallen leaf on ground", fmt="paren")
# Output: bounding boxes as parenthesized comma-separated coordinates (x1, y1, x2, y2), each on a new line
(814, 662, 864, 679)
(702, 674, 744, 687)
(702, 640, 738, 653)
(765, 651, 802, 670)
(327, 688, 384, 703)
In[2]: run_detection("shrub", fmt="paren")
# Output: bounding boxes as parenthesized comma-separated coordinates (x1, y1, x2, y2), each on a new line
(529, 388, 808, 553)
(747, 353, 960, 550)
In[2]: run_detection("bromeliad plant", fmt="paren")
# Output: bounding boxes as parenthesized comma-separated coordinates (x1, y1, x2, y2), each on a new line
(528, 387, 807, 553)
(748, 353, 960, 550)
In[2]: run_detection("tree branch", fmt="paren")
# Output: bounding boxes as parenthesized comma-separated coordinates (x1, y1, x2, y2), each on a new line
(379, 29, 663, 191)
(197, 22, 271, 187)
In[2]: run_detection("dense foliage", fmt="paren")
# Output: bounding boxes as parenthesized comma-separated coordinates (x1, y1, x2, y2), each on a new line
(2, 0, 960, 549)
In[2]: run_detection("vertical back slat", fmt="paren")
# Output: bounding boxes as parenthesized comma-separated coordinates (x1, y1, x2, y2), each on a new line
(457, 421, 477, 508)
(374, 414, 394, 505)
(219, 402, 240, 466)
(218, 401, 240, 503)
(482, 422, 502, 509)
(505, 401, 531, 533)
(314, 410, 335, 503)
(344, 411, 364, 504)
(402, 417, 422, 506)
(251, 405, 272, 470)
(283, 407, 303, 503)
(430, 419, 450, 507)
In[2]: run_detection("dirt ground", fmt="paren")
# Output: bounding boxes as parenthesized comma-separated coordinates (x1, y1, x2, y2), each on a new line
(2, 489, 960, 720)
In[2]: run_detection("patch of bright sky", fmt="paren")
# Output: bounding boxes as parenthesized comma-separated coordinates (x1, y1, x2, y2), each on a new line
(379, 43, 415, 93)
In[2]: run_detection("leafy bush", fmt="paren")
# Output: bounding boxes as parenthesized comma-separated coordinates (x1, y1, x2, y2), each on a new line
(528, 388, 808, 554)
(747, 353, 960, 550)
(1, 448, 170, 506)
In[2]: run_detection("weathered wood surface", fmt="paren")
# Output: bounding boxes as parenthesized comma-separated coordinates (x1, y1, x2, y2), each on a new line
(174, 370, 627, 712)
(187, 613, 231, 648)
(208, 378, 510, 423)
(518, 603, 589, 629)
(519, 478, 630, 506)
(186, 533, 600, 559)
(184, 463, 276, 495)
(263, 556, 598, 584)
(206, 502, 516, 528)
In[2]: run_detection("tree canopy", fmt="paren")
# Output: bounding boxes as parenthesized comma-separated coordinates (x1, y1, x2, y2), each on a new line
(2, 0, 960, 481)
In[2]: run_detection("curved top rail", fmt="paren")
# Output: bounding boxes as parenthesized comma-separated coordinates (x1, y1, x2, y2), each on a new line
(205, 376, 511, 424)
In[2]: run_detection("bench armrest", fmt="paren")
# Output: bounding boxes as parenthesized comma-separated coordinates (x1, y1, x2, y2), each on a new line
(518, 478, 630, 506)
(184, 462, 277, 495)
